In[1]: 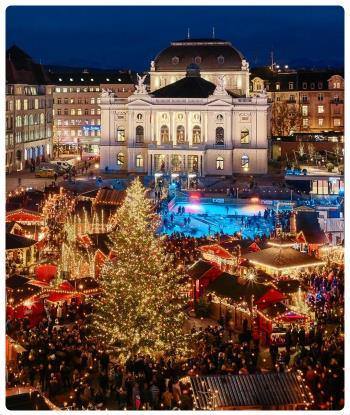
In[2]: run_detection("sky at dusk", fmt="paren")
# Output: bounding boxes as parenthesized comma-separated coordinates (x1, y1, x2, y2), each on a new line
(6, 6, 344, 71)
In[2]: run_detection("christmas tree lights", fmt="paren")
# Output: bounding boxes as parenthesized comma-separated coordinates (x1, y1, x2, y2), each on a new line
(90, 178, 191, 361)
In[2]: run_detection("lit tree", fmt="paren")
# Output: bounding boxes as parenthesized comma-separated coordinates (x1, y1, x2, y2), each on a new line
(90, 178, 191, 361)
(271, 101, 302, 136)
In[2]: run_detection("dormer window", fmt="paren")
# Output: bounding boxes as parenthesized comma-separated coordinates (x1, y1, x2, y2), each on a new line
(194, 56, 202, 65)
(217, 55, 225, 65)
(276, 83, 280, 91)
(310, 82, 315, 89)
(172, 56, 179, 65)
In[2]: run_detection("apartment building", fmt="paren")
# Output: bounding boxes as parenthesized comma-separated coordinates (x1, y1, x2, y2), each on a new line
(251, 67, 344, 135)
(49, 71, 135, 158)
(6, 46, 54, 173)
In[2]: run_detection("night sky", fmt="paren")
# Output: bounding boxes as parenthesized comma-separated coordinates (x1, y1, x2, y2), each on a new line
(6, 6, 344, 71)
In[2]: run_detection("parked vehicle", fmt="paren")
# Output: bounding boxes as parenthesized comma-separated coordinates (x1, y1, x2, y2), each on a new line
(35, 167, 56, 178)
(37, 162, 65, 175)
(49, 160, 72, 172)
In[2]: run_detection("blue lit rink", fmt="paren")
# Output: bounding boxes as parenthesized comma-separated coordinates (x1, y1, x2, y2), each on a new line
(161, 200, 276, 238)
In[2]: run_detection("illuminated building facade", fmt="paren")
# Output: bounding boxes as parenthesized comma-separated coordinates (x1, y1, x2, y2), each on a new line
(100, 39, 270, 177)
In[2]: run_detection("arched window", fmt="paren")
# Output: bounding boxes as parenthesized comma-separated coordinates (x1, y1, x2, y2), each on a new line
(176, 125, 185, 144)
(136, 126, 144, 143)
(40, 113, 45, 124)
(160, 125, 169, 143)
(241, 128, 250, 144)
(23, 115, 28, 126)
(241, 155, 249, 170)
(193, 125, 201, 144)
(116, 127, 125, 142)
(15, 116, 22, 127)
(216, 156, 224, 170)
(136, 154, 144, 167)
(117, 152, 125, 166)
(215, 127, 224, 145)
(29, 115, 34, 125)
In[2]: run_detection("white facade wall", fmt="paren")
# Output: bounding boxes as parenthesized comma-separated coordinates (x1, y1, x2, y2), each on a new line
(100, 93, 269, 176)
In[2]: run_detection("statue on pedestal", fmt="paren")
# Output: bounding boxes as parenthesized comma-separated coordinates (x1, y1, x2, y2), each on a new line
(135, 73, 148, 94)
(101, 88, 114, 98)
(213, 75, 228, 96)
(241, 59, 249, 71)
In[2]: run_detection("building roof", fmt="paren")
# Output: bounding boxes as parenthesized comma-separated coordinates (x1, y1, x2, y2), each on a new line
(250, 67, 344, 92)
(207, 273, 271, 302)
(6, 233, 37, 250)
(94, 188, 126, 206)
(243, 246, 325, 270)
(48, 69, 134, 85)
(152, 70, 241, 99)
(153, 38, 244, 71)
(7, 283, 41, 306)
(188, 259, 214, 279)
(6, 275, 30, 290)
(6, 45, 52, 85)
(190, 372, 312, 409)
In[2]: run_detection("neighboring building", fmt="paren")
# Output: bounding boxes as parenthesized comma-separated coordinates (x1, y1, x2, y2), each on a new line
(250, 67, 344, 135)
(100, 62, 270, 178)
(49, 70, 135, 158)
(6, 46, 54, 173)
(150, 38, 250, 96)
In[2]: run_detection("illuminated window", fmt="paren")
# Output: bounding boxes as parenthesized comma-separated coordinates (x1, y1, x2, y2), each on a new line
(302, 106, 308, 116)
(240, 128, 250, 144)
(215, 127, 224, 145)
(288, 82, 294, 90)
(176, 125, 185, 144)
(117, 152, 125, 165)
(275, 83, 280, 91)
(303, 118, 309, 127)
(136, 154, 144, 167)
(136, 126, 144, 143)
(333, 118, 341, 127)
(216, 156, 224, 170)
(241, 155, 249, 170)
(317, 105, 324, 114)
(160, 125, 169, 143)
(116, 127, 125, 142)
(194, 56, 202, 64)
(193, 125, 201, 144)
(318, 118, 324, 127)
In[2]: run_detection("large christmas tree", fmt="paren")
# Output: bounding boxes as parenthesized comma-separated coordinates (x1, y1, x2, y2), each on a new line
(91, 178, 191, 361)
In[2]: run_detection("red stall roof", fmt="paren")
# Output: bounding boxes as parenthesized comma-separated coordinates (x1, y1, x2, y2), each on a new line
(256, 288, 288, 309)
(6, 209, 43, 223)
(199, 244, 234, 260)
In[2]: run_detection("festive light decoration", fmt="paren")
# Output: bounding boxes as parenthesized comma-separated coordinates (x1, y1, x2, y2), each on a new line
(90, 177, 192, 361)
